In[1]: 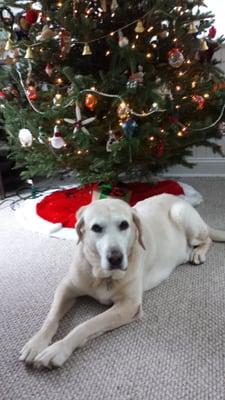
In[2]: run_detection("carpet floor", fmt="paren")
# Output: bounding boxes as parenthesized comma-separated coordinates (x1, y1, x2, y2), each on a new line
(1, 177, 225, 400)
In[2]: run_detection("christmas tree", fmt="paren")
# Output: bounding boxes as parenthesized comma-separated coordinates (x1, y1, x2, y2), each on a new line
(0, 0, 225, 184)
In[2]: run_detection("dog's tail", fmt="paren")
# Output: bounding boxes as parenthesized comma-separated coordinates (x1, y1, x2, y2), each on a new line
(208, 226, 225, 242)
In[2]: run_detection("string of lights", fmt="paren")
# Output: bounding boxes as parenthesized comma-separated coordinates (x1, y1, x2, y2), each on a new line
(15, 65, 225, 132)
(16, 66, 167, 117)
(22, 7, 154, 51)
(192, 103, 225, 131)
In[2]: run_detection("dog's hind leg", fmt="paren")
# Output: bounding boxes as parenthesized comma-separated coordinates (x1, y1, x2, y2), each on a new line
(189, 236, 212, 265)
(19, 276, 77, 364)
(170, 200, 212, 265)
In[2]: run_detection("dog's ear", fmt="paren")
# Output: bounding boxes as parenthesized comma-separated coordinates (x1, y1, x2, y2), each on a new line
(132, 210, 145, 250)
(75, 205, 87, 244)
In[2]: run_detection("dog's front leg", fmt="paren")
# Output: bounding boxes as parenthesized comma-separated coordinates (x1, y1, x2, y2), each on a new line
(34, 300, 141, 369)
(20, 276, 79, 364)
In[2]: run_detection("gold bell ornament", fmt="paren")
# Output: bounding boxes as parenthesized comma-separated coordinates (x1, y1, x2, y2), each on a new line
(135, 20, 145, 33)
(82, 43, 92, 55)
(111, 0, 119, 11)
(24, 46, 34, 59)
(188, 23, 198, 34)
(5, 37, 13, 51)
(53, 93, 63, 106)
(199, 39, 208, 51)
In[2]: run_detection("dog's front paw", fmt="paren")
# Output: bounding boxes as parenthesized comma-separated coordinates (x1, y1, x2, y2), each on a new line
(19, 333, 50, 364)
(33, 341, 71, 369)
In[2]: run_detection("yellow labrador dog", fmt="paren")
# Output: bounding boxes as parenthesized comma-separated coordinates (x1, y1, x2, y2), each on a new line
(20, 194, 225, 368)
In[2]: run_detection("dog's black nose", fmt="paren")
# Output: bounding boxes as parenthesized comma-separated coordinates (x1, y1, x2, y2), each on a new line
(107, 249, 123, 269)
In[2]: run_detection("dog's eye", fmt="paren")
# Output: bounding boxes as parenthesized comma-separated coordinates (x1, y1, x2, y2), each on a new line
(91, 224, 103, 233)
(119, 221, 129, 230)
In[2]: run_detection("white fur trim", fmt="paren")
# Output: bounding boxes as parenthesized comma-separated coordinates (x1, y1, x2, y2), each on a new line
(15, 182, 202, 240)
(178, 182, 203, 206)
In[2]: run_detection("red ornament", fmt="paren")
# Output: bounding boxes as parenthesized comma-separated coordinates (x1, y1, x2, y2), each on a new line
(192, 95, 205, 110)
(26, 85, 38, 101)
(168, 48, 184, 68)
(2, 85, 20, 99)
(209, 26, 216, 39)
(24, 9, 38, 25)
(168, 115, 179, 124)
(153, 139, 165, 158)
(85, 93, 97, 110)
(0, 90, 6, 98)
(45, 63, 53, 77)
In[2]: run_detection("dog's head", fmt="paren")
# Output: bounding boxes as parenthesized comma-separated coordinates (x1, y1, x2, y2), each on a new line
(75, 198, 145, 280)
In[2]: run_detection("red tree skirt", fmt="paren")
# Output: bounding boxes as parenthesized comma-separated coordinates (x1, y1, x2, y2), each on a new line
(36, 180, 184, 228)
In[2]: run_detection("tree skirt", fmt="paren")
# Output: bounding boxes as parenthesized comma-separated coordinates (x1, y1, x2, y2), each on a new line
(15, 180, 203, 240)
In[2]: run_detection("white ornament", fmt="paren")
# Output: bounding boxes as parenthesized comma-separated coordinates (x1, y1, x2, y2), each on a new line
(111, 0, 119, 11)
(18, 128, 33, 147)
(127, 65, 144, 89)
(149, 35, 158, 47)
(150, 35, 158, 43)
(41, 82, 49, 92)
(118, 30, 129, 47)
(32, 1, 42, 10)
(64, 102, 96, 135)
(161, 20, 169, 28)
(50, 126, 66, 149)
(168, 48, 184, 68)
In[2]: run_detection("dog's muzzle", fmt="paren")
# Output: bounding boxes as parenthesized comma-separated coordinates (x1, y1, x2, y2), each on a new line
(107, 248, 124, 270)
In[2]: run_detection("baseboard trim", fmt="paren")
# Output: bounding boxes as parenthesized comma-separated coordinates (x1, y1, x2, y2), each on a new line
(163, 157, 225, 177)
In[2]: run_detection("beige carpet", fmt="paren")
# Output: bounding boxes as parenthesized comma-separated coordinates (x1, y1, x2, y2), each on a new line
(1, 177, 225, 400)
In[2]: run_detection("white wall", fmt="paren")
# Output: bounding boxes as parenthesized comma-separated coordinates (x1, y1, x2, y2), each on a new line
(205, 0, 225, 37)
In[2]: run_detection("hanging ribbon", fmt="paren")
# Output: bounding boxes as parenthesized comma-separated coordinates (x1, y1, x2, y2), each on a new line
(100, 1, 107, 12)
